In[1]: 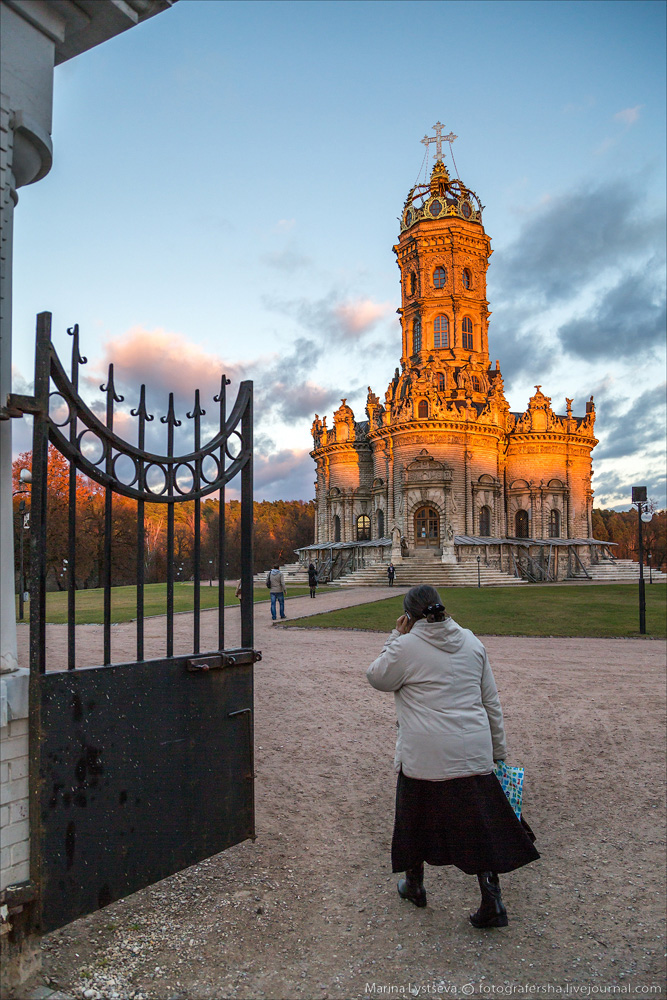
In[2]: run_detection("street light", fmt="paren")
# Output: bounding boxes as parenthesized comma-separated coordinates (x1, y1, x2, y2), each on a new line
(13, 468, 32, 621)
(631, 486, 647, 634)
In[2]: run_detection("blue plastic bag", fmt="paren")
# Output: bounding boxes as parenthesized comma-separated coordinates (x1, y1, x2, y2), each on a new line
(493, 760, 524, 820)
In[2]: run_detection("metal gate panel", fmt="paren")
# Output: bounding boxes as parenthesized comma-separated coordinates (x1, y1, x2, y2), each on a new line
(38, 654, 253, 933)
(21, 313, 258, 933)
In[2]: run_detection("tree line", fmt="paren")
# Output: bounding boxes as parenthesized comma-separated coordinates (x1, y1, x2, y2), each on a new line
(13, 449, 665, 591)
(591, 507, 666, 572)
(12, 448, 314, 590)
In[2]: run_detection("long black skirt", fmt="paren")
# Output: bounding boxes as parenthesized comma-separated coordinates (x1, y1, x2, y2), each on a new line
(391, 770, 540, 876)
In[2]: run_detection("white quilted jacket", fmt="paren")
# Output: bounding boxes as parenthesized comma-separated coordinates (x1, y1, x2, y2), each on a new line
(366, 617, 507, 780)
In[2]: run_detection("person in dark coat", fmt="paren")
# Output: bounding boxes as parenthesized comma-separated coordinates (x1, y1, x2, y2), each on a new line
(387, 563, 396, 586)
(308, 563, 318, 598)
(366, 584, 539, 927)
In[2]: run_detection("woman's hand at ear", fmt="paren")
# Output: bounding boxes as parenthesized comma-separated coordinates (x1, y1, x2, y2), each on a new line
(396, 614, 414, 634)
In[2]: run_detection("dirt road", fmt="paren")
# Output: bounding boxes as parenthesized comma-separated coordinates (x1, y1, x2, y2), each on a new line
(13, 588, 666, 998)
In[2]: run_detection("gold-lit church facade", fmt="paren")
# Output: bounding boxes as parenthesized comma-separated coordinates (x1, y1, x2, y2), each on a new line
(301, 134, 600, 583)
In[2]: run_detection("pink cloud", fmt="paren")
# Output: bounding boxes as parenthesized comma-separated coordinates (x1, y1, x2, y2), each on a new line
(90, 326, 244, 406)
(334, 298, 393, 335)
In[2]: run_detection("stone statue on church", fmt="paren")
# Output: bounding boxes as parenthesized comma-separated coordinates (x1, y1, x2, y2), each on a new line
(311, 414, 323, 446)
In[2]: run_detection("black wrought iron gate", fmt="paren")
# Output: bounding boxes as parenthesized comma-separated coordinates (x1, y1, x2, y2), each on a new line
(26, 312, 259, 933)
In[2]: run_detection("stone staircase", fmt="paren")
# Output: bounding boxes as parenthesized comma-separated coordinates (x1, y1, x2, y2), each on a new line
(576, 559, 667, 583)
(253, 561, 311, 585)
(337, 554, 526, 588)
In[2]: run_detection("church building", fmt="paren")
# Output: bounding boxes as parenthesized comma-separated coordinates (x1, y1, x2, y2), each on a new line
(302, 127, 601, 583)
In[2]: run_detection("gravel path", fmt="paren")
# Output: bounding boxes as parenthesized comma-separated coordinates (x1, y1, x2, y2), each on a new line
(12, 588, 666, 999)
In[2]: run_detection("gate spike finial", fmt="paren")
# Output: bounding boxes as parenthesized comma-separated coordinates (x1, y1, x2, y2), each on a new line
(161, 391, 182, 427)
(100, 363, 124, 403)
(68, 323, 87, 369)
(187, 388, 206, 420)
(131, 383, 154, 423)
(213, 374, 231, 403)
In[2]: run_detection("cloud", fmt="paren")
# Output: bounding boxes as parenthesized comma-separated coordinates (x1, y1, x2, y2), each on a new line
(334, 299, 393, 335)
(250, 336, 343, 422)
(264, 291, 393, 342)
(558, 267, 666, 361)
(253, 448, 314, 501)
(11, 367, 33, 395)
(262, 246, 311, 272)
(491, 180, 664, 305)
(614, 105, 643, 126)
(488, 176, 666, 386)
(594, 384, 667, 461)
(593, 463, 666, 510)
(88, 326, 244, 413)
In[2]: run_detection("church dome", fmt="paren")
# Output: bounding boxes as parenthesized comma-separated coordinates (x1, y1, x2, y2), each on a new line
(400, 158, 483, 233)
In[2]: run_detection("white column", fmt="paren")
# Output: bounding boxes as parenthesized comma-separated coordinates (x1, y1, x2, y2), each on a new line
(0, 94, 18, 672)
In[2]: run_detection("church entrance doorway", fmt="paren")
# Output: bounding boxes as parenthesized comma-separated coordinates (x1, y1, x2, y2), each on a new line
(414, 506, 440, 547)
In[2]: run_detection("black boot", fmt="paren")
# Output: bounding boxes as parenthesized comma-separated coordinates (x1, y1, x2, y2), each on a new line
(397, 863, 427, 908)
(469, 872, 508, 928)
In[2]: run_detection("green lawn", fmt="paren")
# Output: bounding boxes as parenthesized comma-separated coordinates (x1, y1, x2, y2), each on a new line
(16, 582, 317, 625)
(289, 583, 667, 638)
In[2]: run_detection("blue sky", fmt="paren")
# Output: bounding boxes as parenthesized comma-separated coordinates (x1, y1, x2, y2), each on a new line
(11, 0, 666, 507)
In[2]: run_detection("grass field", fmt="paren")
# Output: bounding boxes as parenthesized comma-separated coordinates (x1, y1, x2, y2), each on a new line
(289, 583, 667, 638)
(15, 582, 318, 625)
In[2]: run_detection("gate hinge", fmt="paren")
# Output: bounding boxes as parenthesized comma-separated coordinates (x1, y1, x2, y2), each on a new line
(186, 647, 262, 672)
(0, 880, 37, 908)
(0, 393, 41, 420)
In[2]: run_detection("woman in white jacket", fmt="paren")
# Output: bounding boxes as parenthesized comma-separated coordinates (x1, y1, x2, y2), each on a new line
(366, 585, 539, 927)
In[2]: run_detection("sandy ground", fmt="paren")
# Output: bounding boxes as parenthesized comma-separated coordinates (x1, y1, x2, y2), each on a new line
(11, 587, 667, 999)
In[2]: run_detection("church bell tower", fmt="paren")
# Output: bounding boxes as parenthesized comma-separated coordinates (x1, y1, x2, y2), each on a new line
(394, 125, 492, 395)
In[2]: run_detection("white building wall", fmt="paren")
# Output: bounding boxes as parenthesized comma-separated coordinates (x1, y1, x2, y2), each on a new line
(0, 671, 29, 892)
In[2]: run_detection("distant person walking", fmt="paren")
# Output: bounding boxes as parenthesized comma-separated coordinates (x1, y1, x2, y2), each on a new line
(387, 563, 396, 586)
(267, 564, 287, 621)
(308, 562, 318, 598)
(366, 584, 539, 927)
(234, 579, 242, 600)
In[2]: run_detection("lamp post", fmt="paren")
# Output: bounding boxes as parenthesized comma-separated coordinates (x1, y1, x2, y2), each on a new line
(631, 486, 647, 634)
(13, 468, 32, 621)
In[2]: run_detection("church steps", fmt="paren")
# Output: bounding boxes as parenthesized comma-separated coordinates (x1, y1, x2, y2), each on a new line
(573, 560, 667, 583)
(337, 562, 526, 587)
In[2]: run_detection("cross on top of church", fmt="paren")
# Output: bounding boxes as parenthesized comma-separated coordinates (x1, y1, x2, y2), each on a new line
(421, 121, 457, 163)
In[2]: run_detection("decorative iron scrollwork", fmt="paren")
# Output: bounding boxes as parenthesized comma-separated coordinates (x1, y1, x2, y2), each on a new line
(41, 324, 252, 503)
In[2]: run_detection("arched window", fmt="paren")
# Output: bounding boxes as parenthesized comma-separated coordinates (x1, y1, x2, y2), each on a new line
(462, 268, 472, 290)
(434, 314, 449, 348)
(433, 266, 447, 288)
(413, 317, 422, 352)
(471, 376, 480, 392)
(515, 510, 529, 538)
(418, 399, 429, 418)
(549, 509, 561, 538)
(409, 272, 417, 295)
(462, 316, 473, 350)
(479, 505, 491, 537)
(436, 372, 446, 392)
(356, 514, 371, 541)
(377, 509, 385, 539)
(333, 514, 341, 543)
